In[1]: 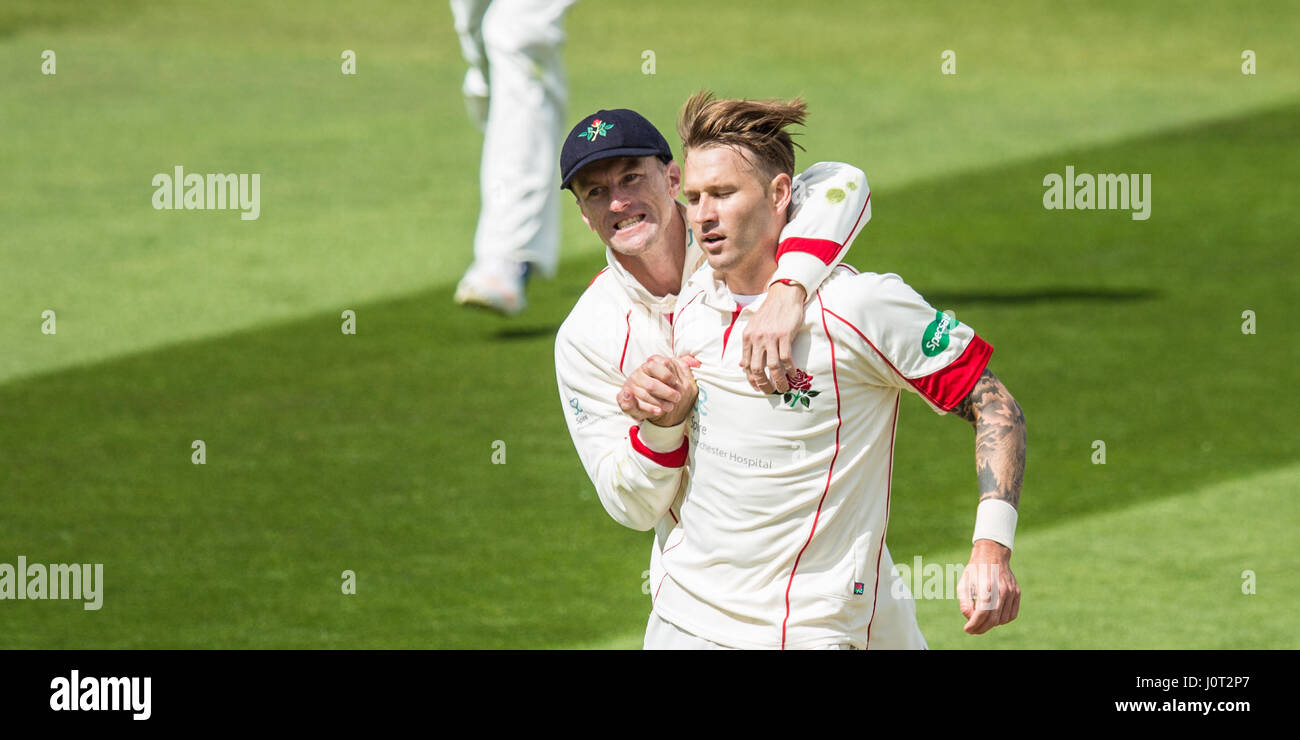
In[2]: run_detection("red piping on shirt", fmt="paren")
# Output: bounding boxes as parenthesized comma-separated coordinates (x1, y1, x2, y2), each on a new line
(865, 394, 900, 648)
(721, 308, 742, 356)
(618, 310, 632, 374)
(653, 533, 686, 603)
(822, 308, 992, 411)
(588, 266, 610, 287)
(672, 289, 706, 349)
(780, 294, 843, 650)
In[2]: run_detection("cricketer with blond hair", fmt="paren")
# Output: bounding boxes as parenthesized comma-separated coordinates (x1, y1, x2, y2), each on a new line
(553, 106, 943, 648)
(626, 91, 1027, 649)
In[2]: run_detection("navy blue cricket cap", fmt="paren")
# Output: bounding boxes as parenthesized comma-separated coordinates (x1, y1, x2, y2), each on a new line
(559, 109, 673, 191)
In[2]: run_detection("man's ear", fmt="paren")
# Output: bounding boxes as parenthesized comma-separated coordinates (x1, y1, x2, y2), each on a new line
(665, 159, 682, 199)
(579, 208, 595, 232)
(769, 172, 793, 213)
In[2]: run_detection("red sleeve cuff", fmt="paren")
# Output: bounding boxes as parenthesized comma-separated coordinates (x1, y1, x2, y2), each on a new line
(776, 236, 841, 265)
(910, 335, 994, 411)
(629, 425, 689, 468)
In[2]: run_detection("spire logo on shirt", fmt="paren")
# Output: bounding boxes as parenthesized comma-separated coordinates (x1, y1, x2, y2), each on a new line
(779, 369, 821, 409)
(567, 396, 592, 426)
(922, 310, 960, 357)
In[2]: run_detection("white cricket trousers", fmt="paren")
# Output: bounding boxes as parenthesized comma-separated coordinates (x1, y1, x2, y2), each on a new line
(449, 0, 577, 278)
(642, 545, 928, 650)
(643, 613, 858, 650)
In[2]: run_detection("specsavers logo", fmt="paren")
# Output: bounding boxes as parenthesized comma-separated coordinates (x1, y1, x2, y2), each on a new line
(922, 310, 959, 357)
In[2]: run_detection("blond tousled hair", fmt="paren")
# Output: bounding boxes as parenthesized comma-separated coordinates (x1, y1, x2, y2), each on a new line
(675, 90, 807, 181)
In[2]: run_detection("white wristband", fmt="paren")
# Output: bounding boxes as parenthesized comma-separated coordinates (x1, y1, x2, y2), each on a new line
(637, 419, 688, 451)
(972, 499, 1018, 551)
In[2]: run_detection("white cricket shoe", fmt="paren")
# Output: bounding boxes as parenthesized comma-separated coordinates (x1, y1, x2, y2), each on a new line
(454, 262, 528, 317)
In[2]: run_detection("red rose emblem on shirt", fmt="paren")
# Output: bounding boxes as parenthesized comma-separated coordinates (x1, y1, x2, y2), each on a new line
(786, 369, 813, 391)
(779, 368, 820, 408)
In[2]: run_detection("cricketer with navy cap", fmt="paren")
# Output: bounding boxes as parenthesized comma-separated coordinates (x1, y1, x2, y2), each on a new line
(559, 109, 674, 190)
(553, 105, 934, 648)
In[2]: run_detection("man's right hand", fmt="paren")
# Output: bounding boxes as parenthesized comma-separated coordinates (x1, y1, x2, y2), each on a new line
(957, 540, 1021, 635)
(617, 354, 701, 426)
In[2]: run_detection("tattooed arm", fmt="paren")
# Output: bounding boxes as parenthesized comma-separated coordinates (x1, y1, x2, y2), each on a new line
(950, 368, 1026, 634)
(950, 369, 1026, 508)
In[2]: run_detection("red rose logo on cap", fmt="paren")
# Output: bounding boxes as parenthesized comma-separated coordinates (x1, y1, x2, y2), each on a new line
(579, 119, 613, 141)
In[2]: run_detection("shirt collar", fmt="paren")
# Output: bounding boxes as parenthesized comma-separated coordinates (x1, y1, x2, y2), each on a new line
(682, 260, 770, 315)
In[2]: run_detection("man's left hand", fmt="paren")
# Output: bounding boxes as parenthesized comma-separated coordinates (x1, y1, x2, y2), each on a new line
(741, 281, 807, 394)
(957, 539, 1021, 635)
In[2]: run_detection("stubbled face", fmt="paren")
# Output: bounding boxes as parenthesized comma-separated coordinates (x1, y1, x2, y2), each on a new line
(572, 156, 681, 257)
(682, 145, 785, 280)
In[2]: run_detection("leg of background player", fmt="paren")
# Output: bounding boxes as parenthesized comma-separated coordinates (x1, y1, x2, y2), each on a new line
(454, 0, 577, 316)
(449, 0, 492, 130)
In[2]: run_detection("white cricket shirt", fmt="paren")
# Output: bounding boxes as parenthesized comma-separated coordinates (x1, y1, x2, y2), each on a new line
(650, 264, 993, 649)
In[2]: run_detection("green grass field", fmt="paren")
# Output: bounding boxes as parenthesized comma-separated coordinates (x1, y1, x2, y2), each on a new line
(2, 1, 1297, 649)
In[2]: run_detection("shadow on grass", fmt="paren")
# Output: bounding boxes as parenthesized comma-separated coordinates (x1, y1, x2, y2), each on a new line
(928, 287, 1159, 306)
(493, 325, 563, 341)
